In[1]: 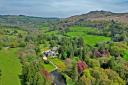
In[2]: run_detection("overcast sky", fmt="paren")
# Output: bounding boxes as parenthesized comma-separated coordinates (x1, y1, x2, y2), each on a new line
(0, 0, 128, 17)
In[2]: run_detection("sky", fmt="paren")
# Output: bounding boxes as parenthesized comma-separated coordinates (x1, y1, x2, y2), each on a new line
(0, 0, 128, 18)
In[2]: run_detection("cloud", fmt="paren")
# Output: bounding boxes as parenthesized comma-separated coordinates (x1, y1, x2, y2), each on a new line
(0, 0, 128, 17)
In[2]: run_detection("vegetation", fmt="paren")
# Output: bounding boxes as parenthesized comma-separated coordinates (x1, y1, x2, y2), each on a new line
(0, 11, 128, 85)
(0, 15, 60, 29)
(66, 26, 111, 45)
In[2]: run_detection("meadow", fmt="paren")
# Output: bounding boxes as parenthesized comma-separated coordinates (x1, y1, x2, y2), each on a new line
(66, 26, 111, 45)
(0, 48, 22, 85)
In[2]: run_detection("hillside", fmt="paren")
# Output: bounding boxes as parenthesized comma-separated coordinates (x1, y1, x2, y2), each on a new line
(62, 11, 128, 27)
(1, 11, 128, 29)
(0, 15, 60, 29)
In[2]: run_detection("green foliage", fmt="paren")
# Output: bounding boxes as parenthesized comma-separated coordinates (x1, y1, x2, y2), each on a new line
(87, 59, 100, 68)
(0, 17, 128, 85)
(18, 41, 26, 47)
(109, 42, 128, 57)
(0, 15, 60, 29)
(22, 63, 51, 85)
(79, 68, 126, 85)
(0, 44, 2, 50)
(109, 57, 128, 82)
(72, 62, 79, 81)
(63, 74, 76, 85)
(124, 51, 128, 60)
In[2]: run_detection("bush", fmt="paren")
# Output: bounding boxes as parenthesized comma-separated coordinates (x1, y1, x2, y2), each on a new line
(19, 42, 26, 47)
(0, 46, 2, 50)
(44, 60, 49, 64)
(0, 43, 2, 50)
(10, 41, 18, 48)
(87, 59, 100, 68)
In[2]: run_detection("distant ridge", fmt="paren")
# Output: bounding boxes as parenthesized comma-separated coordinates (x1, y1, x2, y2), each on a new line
(0, 15, 60, 28)
(67, 10, 128, 24)
(0, 11, 128, 29)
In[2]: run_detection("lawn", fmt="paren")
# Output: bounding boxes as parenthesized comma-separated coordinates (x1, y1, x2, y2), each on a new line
(67, 26, 111, 46)
(42, 63, 55, 72)
(49, 58, 66, 71)
(0, 48, 22, 85)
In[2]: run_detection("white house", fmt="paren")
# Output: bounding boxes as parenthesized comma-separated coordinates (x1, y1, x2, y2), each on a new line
(43, 47, 59, 58)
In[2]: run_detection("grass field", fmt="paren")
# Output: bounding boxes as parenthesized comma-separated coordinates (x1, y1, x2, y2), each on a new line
(67, 26, 111, 45)
(42, 63, 56, 72)
(0, 48, 22, 85)
(49, 58, 66, 71)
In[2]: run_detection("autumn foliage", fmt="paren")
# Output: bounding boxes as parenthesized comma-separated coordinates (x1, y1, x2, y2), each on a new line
(41, 69, 51, 80)
(77, 60, 88, 74)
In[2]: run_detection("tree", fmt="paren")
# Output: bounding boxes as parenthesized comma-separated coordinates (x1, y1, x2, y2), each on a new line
(90, 68, 126, 85)
(109, 57, 128, 84)
(22, 62, 51, 85)
(10, 41, 18, 48)
(87, 59, 100, 68)
(77, 60, 88, 74)
(77, 37, 84, 48)
(0, 44, 2, 50)
(109, 42, 128, 57)
(19, 41, 26, 47)
(79, 75, 96, 85)
(49, 40, 56, 47)
(71, 62, 79, 83)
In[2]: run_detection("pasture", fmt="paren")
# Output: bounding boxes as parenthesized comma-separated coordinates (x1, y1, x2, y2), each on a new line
(66, 26, 111, 45)
(0, 48, 22, 85)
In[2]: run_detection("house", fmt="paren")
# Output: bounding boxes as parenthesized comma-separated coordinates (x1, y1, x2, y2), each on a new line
(51, 47, 58, 52)
(44, 50, 56, 57)
(43, 47, 59, 58)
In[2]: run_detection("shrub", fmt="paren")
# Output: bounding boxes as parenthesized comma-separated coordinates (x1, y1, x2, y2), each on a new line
(77, 60, 88, 74)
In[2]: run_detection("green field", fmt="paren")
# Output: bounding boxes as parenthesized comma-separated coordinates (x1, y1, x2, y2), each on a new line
(0, 48, 22, 85)
(67, 26, 111, 45)
(42, 63, 55, 72)
(49, 58, 66, 71)
(41, 58, 56, 73)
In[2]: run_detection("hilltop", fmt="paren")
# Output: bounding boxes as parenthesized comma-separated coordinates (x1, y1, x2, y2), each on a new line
(67, 10, 128, 24)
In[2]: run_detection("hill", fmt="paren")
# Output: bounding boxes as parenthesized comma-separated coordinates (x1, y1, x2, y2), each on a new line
(0, 15, 60, 29)
(1, 11, 128, 30)
(67, 10, 128, 24)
